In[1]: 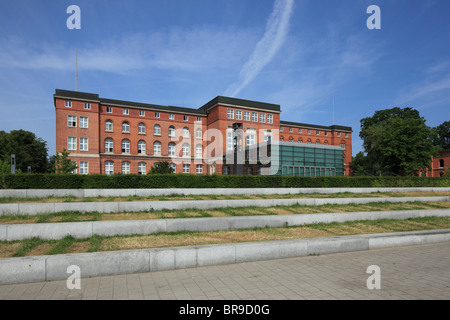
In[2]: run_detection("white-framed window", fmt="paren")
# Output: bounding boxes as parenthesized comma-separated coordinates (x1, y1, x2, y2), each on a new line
(252, 112, 258, 122)
(153, 141, 161, 155)
(183, 164, 190, 174)
(337, 132, 341, 137)
(289, 127, 293, 133)
(227, 128, 234, 151)
(80, 116, 88, 128)
(183, 115, 189, 121)
(65, 101, 72, 108)
(316, 130, 320, 135)
(246, 129, 256, 146)
(280, 127, 284, 132)
(67, 115, 77, 127)
(267, 114, 273, 124)
(138, 162, 146, 175)
(84, 103, 91, 110)
(122, 139, 130, 153)
(169, 163, 176, 173)
(340, 143, 346, 149)
(138, 140, 146, 154)
(196, 164, 203, 174)
(122, 162, 130, 174)
(236, 110, 242, 120)
(169, 114, 175, 120)
(195, 144, 202, 159)
(138, 123, 146, 134)
(196, 117, 202, 122)
(123, 108, 129, 115)
(68, 137, 77, 151)
(70, 162, 77, 174)
(325, 131, 328, 136)
(168, 143, 175, 156)
(154, 124, 161, 135)
(182, 143, 190, 157)
(155, 112, 160, 118)
(346, 133, 349, 138)
(244, 111, 250, 121)
(106, 107, 112, 113)
(122, 122, 130, 133)
(298, 128, 302, 133)
(259, 113, 266, 123)
(79, 137, 88, 151)
(183, 127, 190, 138)
(105, 138, 114, 153)
(139, 110, 145, 117)
(169, 126, 175, 137)
(79, 161, 89, 175)
(105, 161, 114, 175)
(196, 128, 202, 139)
(227, 109, 234, 119)
(308, 130, 311, 134)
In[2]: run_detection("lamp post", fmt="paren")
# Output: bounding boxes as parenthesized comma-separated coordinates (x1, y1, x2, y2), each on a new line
(11, 154, 15, 174)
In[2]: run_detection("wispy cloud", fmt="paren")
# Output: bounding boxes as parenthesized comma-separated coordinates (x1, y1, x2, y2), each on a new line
(224, 0, 295, 97)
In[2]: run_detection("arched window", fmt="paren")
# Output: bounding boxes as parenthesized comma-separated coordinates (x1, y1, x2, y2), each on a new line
(298, 138, 303, 143)
(105, 161, 114, 175)
(138, 140, 146, 154)
(307, 139, 312, 144)
(168, 142, 175, 157)
(105, 138, 114, 153)
(105, 120, 113, 131)
(183, 127, 190, 138)
(153, 141, 161, 155)
(182, 143, 190, 157)
(316, 139, 320, 144)
(324, 140, 329, 145)
(289, 137, 294, 142)
(169, 126, 175, 137)
(122, 122, 130, 133)
(154, 124, 161, 135)
(122, 139, 130, 153)
(138, 123, 146, 134)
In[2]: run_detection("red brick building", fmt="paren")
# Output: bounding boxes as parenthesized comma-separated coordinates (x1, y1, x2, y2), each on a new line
(54, 89, 353, 176)
(424, 150, 450, 177)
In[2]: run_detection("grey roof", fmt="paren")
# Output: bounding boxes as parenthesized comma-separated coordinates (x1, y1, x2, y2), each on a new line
(200, 96, 281, 113)
(280, 120, 352, 132)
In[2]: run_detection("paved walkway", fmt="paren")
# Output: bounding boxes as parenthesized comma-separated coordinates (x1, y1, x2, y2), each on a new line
(1, 242, 449, 300)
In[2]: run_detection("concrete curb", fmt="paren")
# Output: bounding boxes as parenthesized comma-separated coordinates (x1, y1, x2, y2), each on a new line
(1, 187, 449, 199)
(1, 209, 450, 241)
(0, 196, 449, 216)
(1, 229, 449, 285)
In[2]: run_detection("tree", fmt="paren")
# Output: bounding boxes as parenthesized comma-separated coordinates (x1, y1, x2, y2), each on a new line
(359, 107, 439, 176)
(53, 148, 78, 174)
(149, 161, 174, 174)
(0, 130, 48, 173)
(352, 151, 373, 176)
(432, 121, 450, 150)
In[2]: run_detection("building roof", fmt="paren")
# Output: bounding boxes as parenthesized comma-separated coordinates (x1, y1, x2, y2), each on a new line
(199, 96, 281, 113)
(280, 120, 352, 133)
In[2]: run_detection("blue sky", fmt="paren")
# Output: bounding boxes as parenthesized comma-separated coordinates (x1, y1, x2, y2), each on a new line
(0, 0, 449, 156)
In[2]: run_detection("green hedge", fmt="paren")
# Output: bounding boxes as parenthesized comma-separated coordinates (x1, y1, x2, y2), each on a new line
(1, 173, 449, 189)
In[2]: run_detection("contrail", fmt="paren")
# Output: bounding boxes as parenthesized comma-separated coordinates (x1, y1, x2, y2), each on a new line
(224, 0, 294, 97)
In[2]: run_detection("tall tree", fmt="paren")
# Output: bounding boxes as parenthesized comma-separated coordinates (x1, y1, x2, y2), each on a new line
(0, 130, 48, 173)
(432, 121, 450, 150)
(359, 107, 439, 176)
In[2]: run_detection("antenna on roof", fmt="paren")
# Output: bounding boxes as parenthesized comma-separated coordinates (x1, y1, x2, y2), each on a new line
(75, 49, 78, 91)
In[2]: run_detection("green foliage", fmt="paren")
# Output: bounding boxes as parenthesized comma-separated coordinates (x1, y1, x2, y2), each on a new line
(53, 148, 78, 174)
(432, 121, 450, 150)
(359, 107, 439, 176)
(149, 161, 174, 174)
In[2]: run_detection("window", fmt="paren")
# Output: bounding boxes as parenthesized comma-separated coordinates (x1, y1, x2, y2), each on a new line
(227, 109, 234, 119)
(307, 139, 312, 144)
(80, 116, 88, 128)
(316, 140, 320, 144)
(195, 145, 202, 159)
(307, 130, 311, 134)
(440, 159, 444, 168)
(267, 114, 273, 124)
(337, 132, 341, 137)
(280, 127, 284, 132)
(123, 108, 129, 115)
(183, 115, 189, 121)
(138, 123, 146, 134)
(169, 114, 175, 120)
(183, 164, 190, 174)
(345, 133, 349, 138)
(138, 141, 146, 154)
(324, 140, 329, 145)
(264, 130, 272, 142)
(84, 103, 91, 110)
(196, 128, 202, 139)
(227, 129, 234, 151)
(169, 126, 175, 137)
(154, 112, 160, 118)
(79, 161, 89, 175)
(223, 166, 230, 175)
(154, 124, 161, 135)
(196, 165, 203, 174)
(298, 128, 302, 133)
(79, 137, 88, 151)
(105, 138, 114, 153)
(169, 163, 176, 173)
(70, 162, 77, 174)
(105, 161, 114, 175)
(65, 101, 72, 108)
(252, 112, 258, 122)
(68, 137, 77, 151)
(106, 107, 112, 113)
(122, 122, 130, 133)
(236, 110, 242, 120)
(183, 127, 190, 138)
(139, 110, 145, 117)
(289, 137, 294, 142)
(340, 143, 346, 149)
(138, 162, 146, 175)
(122, 139, 130, 153)
(153, 141, 161, 155)
(289, 128, 293, 133)
(68, 115, 77, 127)
(182, 143, 190, 157)
(259, 113, 266, 123)
(196, 117, 202, 122)
(168, 143, 175, 156)
(324, 131, 328, 136)
(122, 162, 130, 174)
(316, 130, 320, 135)
(244, 111, 250, 121)
(246, 130, 256, 146)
